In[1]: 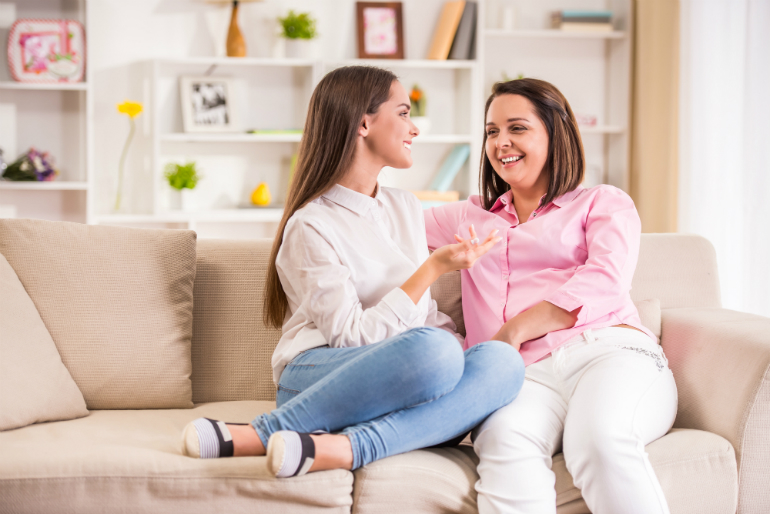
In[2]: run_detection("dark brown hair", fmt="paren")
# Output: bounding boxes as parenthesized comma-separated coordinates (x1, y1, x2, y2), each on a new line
(264, 66, 398, 328)
(479, 78, 584, 210)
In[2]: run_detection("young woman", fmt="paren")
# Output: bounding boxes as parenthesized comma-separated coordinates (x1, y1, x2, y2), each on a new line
(181, 66, 525, 478)
(424, 79, 678, 514)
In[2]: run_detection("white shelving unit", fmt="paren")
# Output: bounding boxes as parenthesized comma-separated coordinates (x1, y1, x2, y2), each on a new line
(0, 0, 93, 224)
(2, 0, 630, 238)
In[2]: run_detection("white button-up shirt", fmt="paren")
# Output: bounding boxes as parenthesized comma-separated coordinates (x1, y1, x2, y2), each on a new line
(271, 184, 460, 384)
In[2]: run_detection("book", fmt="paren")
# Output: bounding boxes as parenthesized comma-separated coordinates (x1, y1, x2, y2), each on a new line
(410, 190, 460, 202)
(560, 22, 614, 33)
(429, 144, 471, 192)
(449, 1, 477, 60)
(552, 10, 613, 31)
(561, 10, 613, 19)
(427, 1, 466, 60)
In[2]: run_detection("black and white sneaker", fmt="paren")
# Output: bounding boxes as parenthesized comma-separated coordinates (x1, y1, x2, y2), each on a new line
(182, 418, 247, 459)
(267, 431, 317, 478)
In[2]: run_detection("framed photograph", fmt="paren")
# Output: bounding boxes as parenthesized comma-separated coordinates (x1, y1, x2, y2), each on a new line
(356, 2, 404, 59)
(179, 76, 238, 133)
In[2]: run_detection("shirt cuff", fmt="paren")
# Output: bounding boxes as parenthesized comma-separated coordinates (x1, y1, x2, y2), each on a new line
(381, 287, 421, 327)
(545, 290, 590, 325)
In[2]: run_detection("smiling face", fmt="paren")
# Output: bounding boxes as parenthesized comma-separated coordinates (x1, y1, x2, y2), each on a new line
(484, 94, 550, 195)
(365, 80, 419, 169)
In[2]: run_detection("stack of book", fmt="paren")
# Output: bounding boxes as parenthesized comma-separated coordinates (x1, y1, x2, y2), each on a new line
(551, 10, 614, 33)
(427, 1, 477, 60)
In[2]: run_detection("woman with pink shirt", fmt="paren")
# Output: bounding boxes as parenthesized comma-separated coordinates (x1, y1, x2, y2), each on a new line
(425, 78, 678, 514)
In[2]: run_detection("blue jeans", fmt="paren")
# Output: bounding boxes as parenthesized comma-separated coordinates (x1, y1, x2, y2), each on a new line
(251, 327, 525, 470)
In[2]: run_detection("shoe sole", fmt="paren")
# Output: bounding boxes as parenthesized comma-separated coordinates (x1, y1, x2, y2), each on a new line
(266, 433, 287, 477)
(182, 421, 201, 458)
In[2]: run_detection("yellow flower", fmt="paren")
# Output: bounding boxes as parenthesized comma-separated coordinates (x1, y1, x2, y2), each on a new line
(117, 101, 143, 118)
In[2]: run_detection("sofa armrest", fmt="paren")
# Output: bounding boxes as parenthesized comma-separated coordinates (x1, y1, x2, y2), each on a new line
(662, 308, 770, 513)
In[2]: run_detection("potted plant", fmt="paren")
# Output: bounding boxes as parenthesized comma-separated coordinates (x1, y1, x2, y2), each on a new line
(164, 161, 202, 212)
(278, 10, 317, 59)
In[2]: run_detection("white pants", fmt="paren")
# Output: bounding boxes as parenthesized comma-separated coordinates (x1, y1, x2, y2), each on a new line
(473, 327, 678, 514)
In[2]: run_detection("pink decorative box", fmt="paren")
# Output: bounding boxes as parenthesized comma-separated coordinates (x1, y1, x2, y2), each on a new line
(7, 19, 86, 83)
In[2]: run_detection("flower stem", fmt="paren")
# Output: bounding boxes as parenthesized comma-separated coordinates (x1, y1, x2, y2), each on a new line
(115, 117, 136, 212)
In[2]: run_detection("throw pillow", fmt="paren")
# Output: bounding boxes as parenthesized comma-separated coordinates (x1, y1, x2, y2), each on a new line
(0, 219, 196, 410)
(634, 298, 662, 340)
(0, 253, 88, 431)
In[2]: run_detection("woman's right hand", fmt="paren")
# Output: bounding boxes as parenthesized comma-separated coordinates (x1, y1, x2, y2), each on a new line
(430, 225, 502, 274)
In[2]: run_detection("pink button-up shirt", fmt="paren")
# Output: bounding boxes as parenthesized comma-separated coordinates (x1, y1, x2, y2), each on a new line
(424, 184, 654, 366)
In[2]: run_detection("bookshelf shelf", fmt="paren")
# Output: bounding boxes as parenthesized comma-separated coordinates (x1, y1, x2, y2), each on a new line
(160, 133, 302, 144)
(484, 29, 626, 40)
(153, 57, 316, 68)
(0, 181, 89, 191)
(0, 82, 89, 91)
(95, 208, 284, 227)
(331, 59, 477, 70)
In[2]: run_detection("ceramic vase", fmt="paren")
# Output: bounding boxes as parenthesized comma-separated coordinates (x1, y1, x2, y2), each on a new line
(284, 39, 313, 59)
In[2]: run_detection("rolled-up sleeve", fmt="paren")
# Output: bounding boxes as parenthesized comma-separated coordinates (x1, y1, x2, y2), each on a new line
(424, 201, 466, 251)
(278, 218, 423, 348)
(545, 187, 641, 326)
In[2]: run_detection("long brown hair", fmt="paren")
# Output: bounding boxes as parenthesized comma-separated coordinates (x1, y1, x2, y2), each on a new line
(264, 66, 398, 328)
(479, 78, 584, 210)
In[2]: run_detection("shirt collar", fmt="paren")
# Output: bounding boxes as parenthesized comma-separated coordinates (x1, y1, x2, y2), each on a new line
(321, 183, 380, 216)
(489, 190, 514, 212)
(552, 185, 585, 207)
(490, 185, 585, 212)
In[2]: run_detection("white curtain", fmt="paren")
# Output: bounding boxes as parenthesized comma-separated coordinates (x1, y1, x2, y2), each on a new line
(679, 0, 770, 316)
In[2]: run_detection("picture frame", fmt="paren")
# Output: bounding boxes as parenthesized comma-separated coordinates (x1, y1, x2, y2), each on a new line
(356, 2, 404, 59)
(7, 19, 86, 83)
(179, 76, 238, 133)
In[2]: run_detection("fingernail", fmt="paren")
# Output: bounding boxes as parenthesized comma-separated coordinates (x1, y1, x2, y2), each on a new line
(493, 229, 499, 235)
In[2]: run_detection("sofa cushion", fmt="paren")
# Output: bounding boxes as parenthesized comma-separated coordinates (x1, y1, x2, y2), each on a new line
(192, 239, 281, 403)
(0, 253, 88, 431)
(351, 429, 737, 514)
(0, 401, 353, 514)
(0, 219, 196, 410)
(432, 270, 465, 337)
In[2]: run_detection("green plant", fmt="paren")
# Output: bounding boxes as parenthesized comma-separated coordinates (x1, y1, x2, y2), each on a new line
(278, 10, 317, 40)
(164, 161, 201, 191)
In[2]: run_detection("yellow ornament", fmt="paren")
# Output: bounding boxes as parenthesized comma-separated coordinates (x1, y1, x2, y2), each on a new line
(251, 182, 272, 206)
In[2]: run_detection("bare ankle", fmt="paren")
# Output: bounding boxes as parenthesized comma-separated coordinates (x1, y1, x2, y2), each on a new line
(229, 424, 265, 456)
(308, 434, 353, 472)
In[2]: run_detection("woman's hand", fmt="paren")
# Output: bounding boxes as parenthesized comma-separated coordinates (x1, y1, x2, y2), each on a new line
(492, 301, 580, 351)
(400, 225, 501, 305)
(429, 225, 502, 275)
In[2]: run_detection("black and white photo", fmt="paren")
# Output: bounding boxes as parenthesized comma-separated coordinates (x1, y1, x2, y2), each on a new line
(180, 77, 238, 133)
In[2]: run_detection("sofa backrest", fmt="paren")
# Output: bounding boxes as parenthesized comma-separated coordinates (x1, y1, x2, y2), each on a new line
(190, 233, 721, 403)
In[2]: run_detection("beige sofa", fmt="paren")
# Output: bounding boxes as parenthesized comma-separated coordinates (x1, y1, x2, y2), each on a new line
(1, 229, 768, 514)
